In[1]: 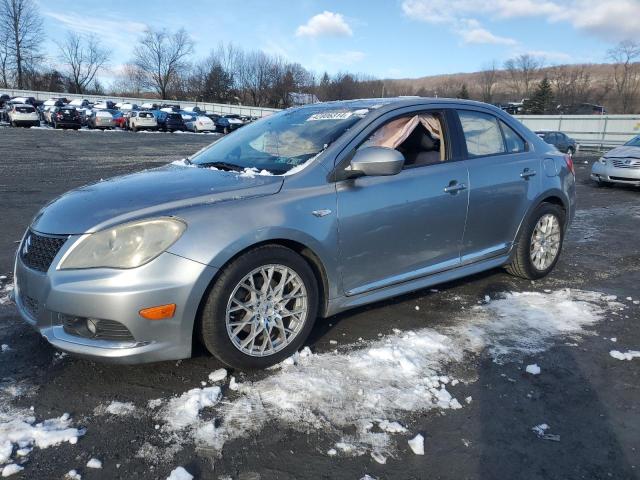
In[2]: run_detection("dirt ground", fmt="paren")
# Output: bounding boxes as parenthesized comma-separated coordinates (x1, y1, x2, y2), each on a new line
(0, 127, 638, 480)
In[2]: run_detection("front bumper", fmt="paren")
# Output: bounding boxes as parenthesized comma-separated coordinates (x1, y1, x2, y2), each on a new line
(13, 240, 217, 364)
(591, 161, 640, 186)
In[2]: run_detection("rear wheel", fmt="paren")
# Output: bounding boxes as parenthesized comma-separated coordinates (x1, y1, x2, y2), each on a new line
(199, 245, 319, 369)
(506, 203, 565, 280)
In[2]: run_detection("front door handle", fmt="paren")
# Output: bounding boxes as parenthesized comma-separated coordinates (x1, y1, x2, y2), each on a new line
(521, 168, 537, 179)
(444, 181, 467, 194)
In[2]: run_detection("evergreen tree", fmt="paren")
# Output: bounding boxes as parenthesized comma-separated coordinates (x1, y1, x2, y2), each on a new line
(457, 83, 470, 99)
(526, 77, 555, 114)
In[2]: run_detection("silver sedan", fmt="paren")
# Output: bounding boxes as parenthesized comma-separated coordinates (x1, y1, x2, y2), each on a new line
(13, 98, 575, 369)
(591, 136, 640, 187)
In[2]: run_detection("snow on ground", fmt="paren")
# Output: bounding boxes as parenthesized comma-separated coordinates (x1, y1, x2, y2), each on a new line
(1, 463, 24, 477)
(407, 434, 425, 455)
(86, 458, 102, 469)
(166, 466, 193, 480)
(94, 401, 137, 416)
(147, 288, 620, 460)
(0, 284, 13, 306)
(526, 364, 541, 375)
(610, 350, 640, 361)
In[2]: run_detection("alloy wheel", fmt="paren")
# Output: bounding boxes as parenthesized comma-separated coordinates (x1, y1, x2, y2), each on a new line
(530, 213, 561, 271)
(225, 264, 308, 357)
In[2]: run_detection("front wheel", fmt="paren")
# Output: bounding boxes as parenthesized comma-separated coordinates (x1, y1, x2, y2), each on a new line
(506, 203, 565, 280)
(199, 245, 319, 369)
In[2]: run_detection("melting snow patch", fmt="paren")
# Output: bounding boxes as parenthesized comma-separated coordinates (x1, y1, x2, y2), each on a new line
(1, 464, 23, 477)
(610, 350, 640, 361)
(167, 466, 193, 480)
(408, 434, 425, 455)
(163, 289, 618, 458)
(99, 401, 136, 416)
(525, 364, 541, 375)
(0, 284, 13, 306)
(86, 458, 102, 469)
(160, 387, 221, 431)
(66, 470, 81, 479)
(208, 369, 227, 383)
(0, 346, 8, 354)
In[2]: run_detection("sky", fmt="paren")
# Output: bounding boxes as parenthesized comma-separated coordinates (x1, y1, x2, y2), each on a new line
(36, 0, 639, 84)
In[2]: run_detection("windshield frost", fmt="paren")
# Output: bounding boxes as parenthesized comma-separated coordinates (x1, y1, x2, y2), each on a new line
(190, 107, 365, 174)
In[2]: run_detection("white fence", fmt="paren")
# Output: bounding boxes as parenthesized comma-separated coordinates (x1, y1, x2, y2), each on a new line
(1, 88, 281, 118)
(515, 114, 640, 149)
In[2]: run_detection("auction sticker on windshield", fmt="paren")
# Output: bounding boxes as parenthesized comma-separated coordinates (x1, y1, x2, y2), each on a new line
(306, 112, 354, 121)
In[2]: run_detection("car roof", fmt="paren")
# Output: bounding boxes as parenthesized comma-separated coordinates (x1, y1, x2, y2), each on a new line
(290, 97, 507, 117)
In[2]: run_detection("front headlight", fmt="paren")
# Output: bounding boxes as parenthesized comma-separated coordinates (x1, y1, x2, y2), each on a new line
(59, 217, 186, 270)
(599, 157, 607, 164)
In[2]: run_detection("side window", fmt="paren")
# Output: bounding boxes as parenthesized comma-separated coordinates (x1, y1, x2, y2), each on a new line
(359, 111, 447, 168)
(500, 121, 526, 153)
(457, 110, 505, 157)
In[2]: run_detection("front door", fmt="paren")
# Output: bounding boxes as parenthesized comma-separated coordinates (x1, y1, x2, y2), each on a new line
(336, 110, 469, 296)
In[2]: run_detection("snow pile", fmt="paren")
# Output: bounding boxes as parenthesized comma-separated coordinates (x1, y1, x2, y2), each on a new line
(525, 364, 541, 375)
(166, 466, 193, 480)
(160, 387, 221, 431)
(610, 350, 640, 361)
(183, 289, 617, 458)
(208, 369, 227, 383)
(239, 167, 273, 178)
(408, 434, 424, 455)
(86, 458, 102, 469)
(0, 284, 13, 306)
(2, 463, 23, 477)
(0, 412, 84, 467)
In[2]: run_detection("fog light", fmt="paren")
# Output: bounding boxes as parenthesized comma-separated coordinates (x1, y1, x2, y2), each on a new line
(86, 318, 98, 335)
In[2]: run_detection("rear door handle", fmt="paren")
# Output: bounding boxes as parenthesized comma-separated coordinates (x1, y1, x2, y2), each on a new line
(444, 181, 467, 194)
(520, 168, 537, 179)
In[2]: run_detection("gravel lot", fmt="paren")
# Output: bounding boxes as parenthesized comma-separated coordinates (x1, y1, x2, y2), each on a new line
(0, 127, 638, 480)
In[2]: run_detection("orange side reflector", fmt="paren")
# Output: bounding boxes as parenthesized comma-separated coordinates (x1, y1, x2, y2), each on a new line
(139, 304, 176, 320)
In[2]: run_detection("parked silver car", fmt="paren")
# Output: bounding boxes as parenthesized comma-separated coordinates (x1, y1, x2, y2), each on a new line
(13, 98, 576, 368)
(591, 135, 640, 187)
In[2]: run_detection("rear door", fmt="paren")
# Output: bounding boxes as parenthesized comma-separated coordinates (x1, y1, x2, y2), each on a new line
(455, 108, 542, 264)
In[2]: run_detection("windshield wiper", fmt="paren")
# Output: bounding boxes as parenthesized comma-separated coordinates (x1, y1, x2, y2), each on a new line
(195, 161, 244, 171)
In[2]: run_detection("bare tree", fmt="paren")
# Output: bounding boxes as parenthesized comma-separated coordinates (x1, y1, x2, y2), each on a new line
(0, 26, 10, 87)
(479, 60, 499, 103)
(608, 40, 640, 113)
(132, 28, 194, 99)
(57, 32, 110, 94)
(0, 0, 44, 88)
(504, 54, 543, 99)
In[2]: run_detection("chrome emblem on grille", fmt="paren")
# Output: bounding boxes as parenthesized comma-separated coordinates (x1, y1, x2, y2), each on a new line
(21, 234, 32, 256)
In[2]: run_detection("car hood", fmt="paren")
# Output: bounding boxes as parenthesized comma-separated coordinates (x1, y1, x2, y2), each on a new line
(31, 164, 284, 235)
(603, 145, 640, 159)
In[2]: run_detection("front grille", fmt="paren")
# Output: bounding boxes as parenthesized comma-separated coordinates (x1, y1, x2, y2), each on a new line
(20, 231, 68, 272)
(611, 158, 640, 169)
(62, 315, 135, 342)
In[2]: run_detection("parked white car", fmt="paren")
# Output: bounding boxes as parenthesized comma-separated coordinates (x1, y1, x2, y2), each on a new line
(69, 99, 90, 108)
(185, 115, 216, 133)
(8, 104, 40, 127)
(128, 110, 158, 131)
(43, 106, 59, 124)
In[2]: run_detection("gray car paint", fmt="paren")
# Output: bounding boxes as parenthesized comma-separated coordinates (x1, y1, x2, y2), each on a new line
(14, 98, 576, 363)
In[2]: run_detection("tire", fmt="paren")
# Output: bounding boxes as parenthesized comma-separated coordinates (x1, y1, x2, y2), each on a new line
(505, 203, 566, 280)
(223, 127, 229, 135)
(132, 125, 138, 132)
(199, 245, 319, 369)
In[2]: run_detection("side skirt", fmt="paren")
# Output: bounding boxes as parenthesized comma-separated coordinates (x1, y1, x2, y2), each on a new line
(325, 254, 511, 317)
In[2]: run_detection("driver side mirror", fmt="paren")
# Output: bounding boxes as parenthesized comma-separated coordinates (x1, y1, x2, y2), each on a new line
(347, 146, 405, 178)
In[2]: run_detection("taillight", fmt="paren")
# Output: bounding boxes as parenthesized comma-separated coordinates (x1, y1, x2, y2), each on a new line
(564, 154, 575, 176)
